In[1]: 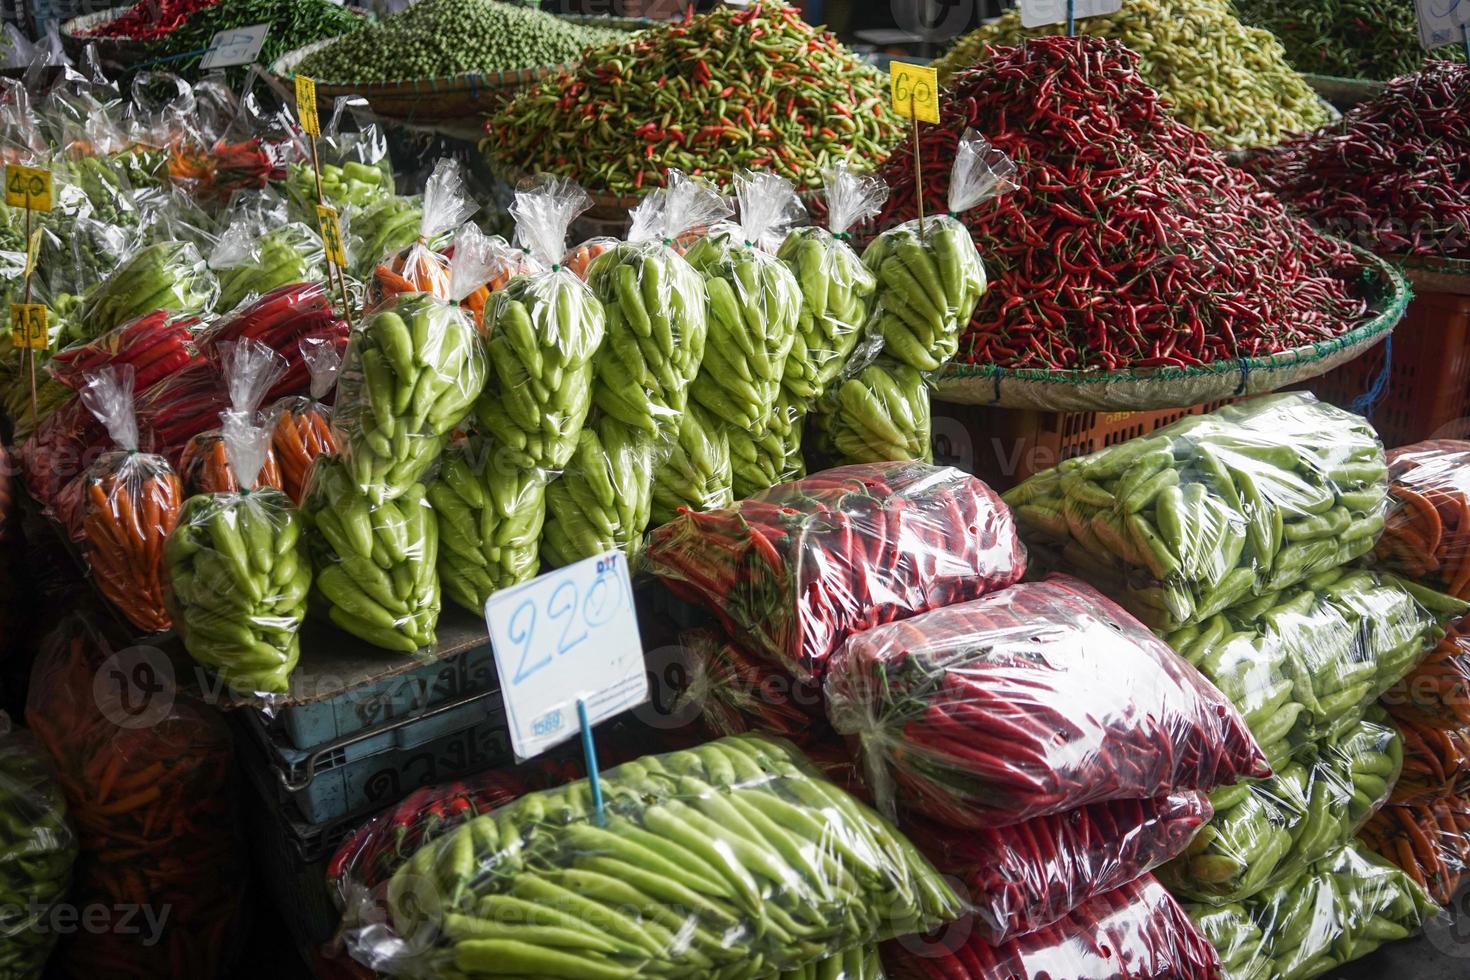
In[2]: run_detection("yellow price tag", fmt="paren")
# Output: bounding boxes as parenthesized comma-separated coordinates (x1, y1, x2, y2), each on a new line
(317, 204, 346, 266)
(10, 303, 47, 350)
(890, 63, 940, 124)
(5, 165, 52, 211)
(295, 75, 320, 136)
(22, 228, 41, 280)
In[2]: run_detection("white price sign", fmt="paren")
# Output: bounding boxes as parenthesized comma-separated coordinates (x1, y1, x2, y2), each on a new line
(199, 23, 270, 70)
(485, 551, 647, 760)
(1019, 0, 1122, 28)
(1415, 0, 1470, 49)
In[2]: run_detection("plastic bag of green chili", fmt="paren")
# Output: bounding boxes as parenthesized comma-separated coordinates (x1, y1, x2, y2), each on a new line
(1159, 708, 1402, 906)
(346, 734, 960, 978)
(0, 712, 76, 980)
(1185, 842, 1440, 980)
(1005, 392, 1393, 632)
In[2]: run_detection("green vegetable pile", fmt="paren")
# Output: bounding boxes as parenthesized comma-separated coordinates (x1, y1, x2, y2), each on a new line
(303, 455, 439, 653)
(0, 722, 76, 980)
(776, 221, 878, 404)
(76, 241, 217, 340)
(286, 160, 393, 225)
(652, 404, 733, 525)
(862, 216, 986, 372)
(729, 392, 805, 499)
(1162, 710, 1402, 904)
(1232, 0, 1465, 80)
(1187, 843, 1439, 980)
(933, 0, 1333, 149)
(345, 195, 424, 278)
(810, 359, 932, 467)
(1005, 393, 1391, 632)
(542, 416, 655, 567)
(386, 734, 960, 978)
(295, 0, 626, 84)
(151, 0, 364, 81)
(1164, 569, 1462, 765)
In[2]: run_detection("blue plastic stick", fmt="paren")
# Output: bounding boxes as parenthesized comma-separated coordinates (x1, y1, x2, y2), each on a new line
(1068, 0, 1077, 36)
(578, 699, 605, 826)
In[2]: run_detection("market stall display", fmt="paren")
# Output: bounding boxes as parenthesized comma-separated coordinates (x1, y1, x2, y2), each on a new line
(198, 280, 351, 404)
(1232, 0, 1465, 80)
(368, 159, 477, 308)
(808, 359, 932, 466)
(1245, 63, 1470, 258)
(932, 0, 1331, 149)
(879, 38, 1391, 399)
(75, 240, 217, 339)
(648, 461, 1027, 680)
(209, 220, 324, 314)
(45, 309, 198, 394)
(485, 3, 900, 195)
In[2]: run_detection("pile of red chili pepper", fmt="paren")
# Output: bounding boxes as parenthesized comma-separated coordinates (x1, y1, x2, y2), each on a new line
(1245, 63, 1470, 259)
(907, 792, 1213, 944)
(875, 36, 1374, 371)
(822, 576, 1269, 828)
(83, 0, 221, 39)
(884, 874, 1222, 980)
(25, 616, 244, 979)
(646, 461, 1027, 682)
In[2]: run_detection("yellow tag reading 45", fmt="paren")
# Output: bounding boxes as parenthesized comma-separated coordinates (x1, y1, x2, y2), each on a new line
(10, 303, 47, 349)
(295, 75, 320, 136)
(5, 165, 51, 211)
(890, 63, 940, 124)
(316, 204, 346, 266)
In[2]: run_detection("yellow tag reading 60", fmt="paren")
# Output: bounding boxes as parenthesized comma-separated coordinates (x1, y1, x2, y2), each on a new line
(5, 165, 52, 211)
(890, 63, 940, 125)
(317, 204, 346, 266)
(10, 303, 47, 349)
(295, 75, 320, 136)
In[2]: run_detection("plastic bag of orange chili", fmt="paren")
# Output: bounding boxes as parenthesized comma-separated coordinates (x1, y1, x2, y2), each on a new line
(366, 158, 477, 311)
(25, 616, 244, 980)
(1374, 440, 1470, 597)
(1361, 798, 1470, 905)
(178, 338, 288, 496)
(270, 335, 342, 504)
(74, 365, 184, 633)
(1382, 615, 1470, 730)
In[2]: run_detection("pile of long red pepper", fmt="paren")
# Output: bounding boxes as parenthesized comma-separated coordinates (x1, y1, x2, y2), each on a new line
(1245, 62, 1470, 259)
(876, 36, 1375, 371)
(83, 0, 220, 39)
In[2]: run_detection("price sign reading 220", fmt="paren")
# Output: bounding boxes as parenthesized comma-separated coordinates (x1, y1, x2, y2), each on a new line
(485, 550, 648, 760)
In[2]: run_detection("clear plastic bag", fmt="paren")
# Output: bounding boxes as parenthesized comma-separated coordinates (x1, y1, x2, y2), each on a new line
(1164, 568, 1457, 768)
(1391, 713, 1470, 804)
(75, 365, 183, 633)
(429, 434, 547, 615)
(729, 389, 806, 499)
(478, 176, 606, 472)
(345, 194, 423, 280)
(0, 711, 77, 980)
(271, 335, 343, 505)
(368, 158, 477, 309)
(343, 734, 960, 978)
(824, 575, 1269, 828)
(198, 279, 351, 402)
(133, 360, 232, 464)
(178, 339, 288, 496)
(209, 216, 326, 312)
(1374, 439, 1470, 598)
(1159, 709, 1401, 905)
(1006, 392, 1392, 632)
(26, 616, 243, 979)
(860, 131, 1012, 372)
(808, 358, 931, 468)
(887, 874, 1220, 980)
(1185, 843, 1440, 980)
(75, 240, 217, 339)
(647, 461, 1027, 680)
(651, 402, 734, 525)
(541, 415, 656, 567)
(1383, 615, 1470, 729)
(163, 408, 311, 696)
(285, 96, 393, 223)
(333, 259, 488, 504)
(46, 308, 200, 394)
(778, 163, 884, 405)
(667, 627, 828, 745)
(908, 793, 1213, 944)
(1361, 797, 1470, 906)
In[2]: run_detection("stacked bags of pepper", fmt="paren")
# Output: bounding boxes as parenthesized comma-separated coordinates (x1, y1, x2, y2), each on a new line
(882, 37, 1375, 372)
(270, 335, 341, 504)
(1382, 618, 1470, 803)
(178, 340, 287, 495)
(342, 734, 961, 977)
(368, 158, 476, 308)
(46, 308, 199, 394)
(26, 617, 244, 979)
(0, 712, 76, 980)
(163, 384, 311, 695)
(208, 213, 325, 312)
(648, 460, 1027, 680)
(1005, 393, 1390, 631)
(1372, 440, 1470, 597)
(1185, 842, 1439, 980)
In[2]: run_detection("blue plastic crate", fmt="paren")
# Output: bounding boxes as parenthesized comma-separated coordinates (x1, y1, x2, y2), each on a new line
(270, 641, 496, 751)
(244, 693, 513, 824)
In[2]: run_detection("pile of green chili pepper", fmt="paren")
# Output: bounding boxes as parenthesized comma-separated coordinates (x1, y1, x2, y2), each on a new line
(131, 0, 364, 81)
(485, 4, 899, 194)
(1232, 0, 1465, 80)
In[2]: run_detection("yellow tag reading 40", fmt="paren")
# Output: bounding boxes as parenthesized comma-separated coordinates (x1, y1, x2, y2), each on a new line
(890, 63, 940, 125)
(5, 165, 51, 211)
(295, 75, 320, 136)
(10, 303, 47, 349)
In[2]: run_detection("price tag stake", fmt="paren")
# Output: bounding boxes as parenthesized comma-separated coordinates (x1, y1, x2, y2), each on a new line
(295, 76, 354, 328)
(10, 304, 46, 349)
(317, 204, 347, 266)
(891, 63, 939, 229)
(6, 164, 50, 427)
(485, 550, 648, 823)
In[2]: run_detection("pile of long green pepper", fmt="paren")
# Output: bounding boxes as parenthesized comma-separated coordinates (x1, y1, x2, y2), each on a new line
(485, 3, 900, 193)
(1232, 0, 1465, 80)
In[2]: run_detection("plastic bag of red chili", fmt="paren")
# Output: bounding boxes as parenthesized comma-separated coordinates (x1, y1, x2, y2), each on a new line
(883, 874, 1221, 980)
(824, 574, 1268, 828)
(25, 615, 244, 979)
(665, 628, 829, 745)
(646, 460, 1027, 681)
(46, 309, 201, 394)
(906, 792, 1213, 944)
(195, 279, 350, 403)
